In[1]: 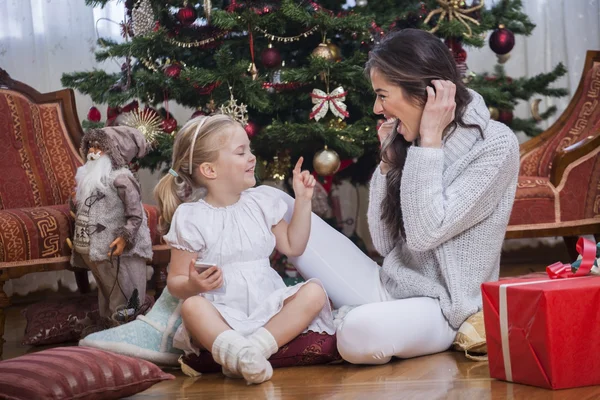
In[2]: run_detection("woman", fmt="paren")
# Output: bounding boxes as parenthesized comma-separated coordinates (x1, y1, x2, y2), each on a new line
(270, 28, 520, 364)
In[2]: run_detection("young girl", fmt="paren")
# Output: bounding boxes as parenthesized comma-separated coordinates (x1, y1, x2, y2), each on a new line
(154, 114, 335, 385)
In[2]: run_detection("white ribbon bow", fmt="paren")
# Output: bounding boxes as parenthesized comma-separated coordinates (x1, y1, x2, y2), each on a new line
(310, 86, 349, 121)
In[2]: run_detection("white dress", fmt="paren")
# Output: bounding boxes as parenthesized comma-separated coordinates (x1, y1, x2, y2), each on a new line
(163, 185, 336, 355)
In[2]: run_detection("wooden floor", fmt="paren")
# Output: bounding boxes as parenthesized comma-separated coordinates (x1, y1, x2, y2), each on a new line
(4, 262, 600, 399)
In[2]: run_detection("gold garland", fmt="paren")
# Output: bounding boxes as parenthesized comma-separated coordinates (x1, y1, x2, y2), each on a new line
(424, 0, 485, 38)
(167, 31, 227, 48)
(254, 26, 319, 43)
(141, 50, 186, 74)
(140, 58, 159, 72)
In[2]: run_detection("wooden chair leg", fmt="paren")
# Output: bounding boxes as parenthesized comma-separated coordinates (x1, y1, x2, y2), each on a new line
(0, 271, 9, 359)
(152, 263, 167, 300)
(73, 268, 91, 294)
(563, 236, 581, 261)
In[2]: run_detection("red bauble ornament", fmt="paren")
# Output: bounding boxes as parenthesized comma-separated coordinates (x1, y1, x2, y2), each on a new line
(445, 37, 467, 63)
(177, 6, 197, 26)
(455, 48, 467, 63)
(498, 109, 513, 125)
(87, 106, 101, 122)
(164, 64, 182, 78)
(190, 109, 206, 120)
(489, 25, 515, 55)
(261, 47, 282, 69)
(244, 120, 260, 138)
(161, 117, 178, 134)
(444, 37, 462, 53)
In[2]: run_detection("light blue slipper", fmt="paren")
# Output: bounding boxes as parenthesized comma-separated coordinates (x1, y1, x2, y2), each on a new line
(79, 287, 184, 366)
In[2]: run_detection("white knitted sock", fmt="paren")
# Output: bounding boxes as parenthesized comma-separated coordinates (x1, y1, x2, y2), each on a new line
(237, 346, 273, 384)
(211, 330, 273, 384)
(212, 330, 247, 374)
(248, 328, 279, 359)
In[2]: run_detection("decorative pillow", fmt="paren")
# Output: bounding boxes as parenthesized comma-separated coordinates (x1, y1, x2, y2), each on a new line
(180, 331, 342, 375)
(22, 294, 155, 346)
(0, 346, 174, 400)
(22, 294, 97, 346)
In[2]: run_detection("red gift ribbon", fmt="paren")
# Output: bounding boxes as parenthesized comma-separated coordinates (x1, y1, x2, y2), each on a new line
(546, 237, 596, 279)
(309, 90, 350, 120)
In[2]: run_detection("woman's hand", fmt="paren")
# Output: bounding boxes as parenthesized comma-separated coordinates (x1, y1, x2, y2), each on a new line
(187, 259, 223, 293)
(292, 157, 316, 201)
(419, 80, 456, 148)
(377, 119, 398, 174)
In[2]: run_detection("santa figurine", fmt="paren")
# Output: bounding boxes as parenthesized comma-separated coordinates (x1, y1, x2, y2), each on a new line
(69, 126, 153, 328)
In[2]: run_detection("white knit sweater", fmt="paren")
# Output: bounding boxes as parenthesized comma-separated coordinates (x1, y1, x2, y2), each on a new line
(368, 89, 520, 329)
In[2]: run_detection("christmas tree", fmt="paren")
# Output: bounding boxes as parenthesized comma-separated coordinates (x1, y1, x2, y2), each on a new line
(62, 0, 567, 185)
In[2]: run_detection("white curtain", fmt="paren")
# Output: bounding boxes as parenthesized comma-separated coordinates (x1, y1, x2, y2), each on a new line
(0, 0, 598, 294)
(0, 0, 128, 122)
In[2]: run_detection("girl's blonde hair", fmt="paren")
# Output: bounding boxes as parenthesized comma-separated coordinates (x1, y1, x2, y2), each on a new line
(154, 114, 238, 234)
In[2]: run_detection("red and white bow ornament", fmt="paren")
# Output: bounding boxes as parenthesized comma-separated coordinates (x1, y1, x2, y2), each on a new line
(310, 86, 349, 121)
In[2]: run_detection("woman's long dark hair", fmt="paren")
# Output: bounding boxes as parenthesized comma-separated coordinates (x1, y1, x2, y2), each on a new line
(365, 29, 482, 241)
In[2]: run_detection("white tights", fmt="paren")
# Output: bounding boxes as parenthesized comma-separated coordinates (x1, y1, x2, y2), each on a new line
(269, 186, 457, 365)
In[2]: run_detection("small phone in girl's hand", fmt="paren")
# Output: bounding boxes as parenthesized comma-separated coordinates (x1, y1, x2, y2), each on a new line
(194, 260, 226, 294)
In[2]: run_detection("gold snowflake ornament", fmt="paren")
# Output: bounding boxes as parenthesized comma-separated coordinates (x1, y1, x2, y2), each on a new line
(121, 108, 164, 146)
(219, 94, 248, 127)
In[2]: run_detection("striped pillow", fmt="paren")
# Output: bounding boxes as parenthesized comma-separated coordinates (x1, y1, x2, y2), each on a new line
(0, 346, 174, 400)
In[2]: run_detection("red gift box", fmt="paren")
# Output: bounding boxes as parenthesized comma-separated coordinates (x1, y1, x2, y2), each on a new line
(482, 237, 600, 390)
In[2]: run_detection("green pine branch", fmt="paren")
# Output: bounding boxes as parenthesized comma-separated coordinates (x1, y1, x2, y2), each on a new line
(254, 117, 378, 159)
(489, 0, 536, 35)
(512, 63, 568, 100)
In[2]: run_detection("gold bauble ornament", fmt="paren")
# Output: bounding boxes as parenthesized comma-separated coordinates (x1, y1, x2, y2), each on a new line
(313, 146, 341, 176)
(488, 106, 499, 120)
(311, 43, 335, 61)
(326, 40, 342, 62)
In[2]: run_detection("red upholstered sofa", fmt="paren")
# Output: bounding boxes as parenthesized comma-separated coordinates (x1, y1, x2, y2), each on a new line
(0, 68, 170, 357)
(506, 50, 600, 256)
